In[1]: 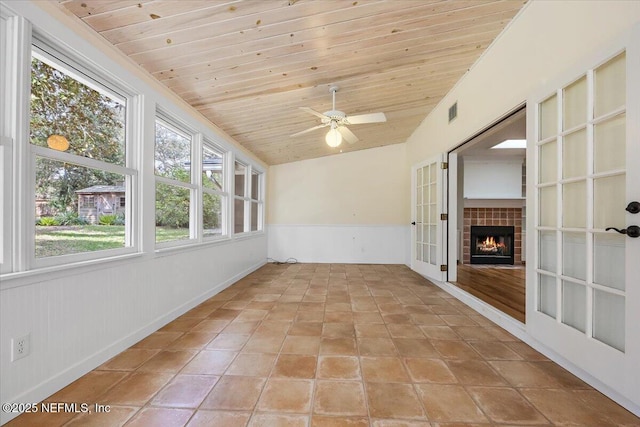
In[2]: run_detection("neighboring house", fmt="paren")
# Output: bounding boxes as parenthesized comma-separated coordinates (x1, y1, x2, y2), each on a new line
(75, 184, 125, 224)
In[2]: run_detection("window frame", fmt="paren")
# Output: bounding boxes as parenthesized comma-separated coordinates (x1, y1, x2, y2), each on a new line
(26, 37, 139, 270)
(0, 12, 13, 274)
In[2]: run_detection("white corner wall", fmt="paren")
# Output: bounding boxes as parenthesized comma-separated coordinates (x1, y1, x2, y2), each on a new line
(267, 144, 410, 265)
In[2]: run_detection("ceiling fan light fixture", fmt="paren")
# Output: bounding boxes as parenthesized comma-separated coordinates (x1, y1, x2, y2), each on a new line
(325, 127, 342, 147)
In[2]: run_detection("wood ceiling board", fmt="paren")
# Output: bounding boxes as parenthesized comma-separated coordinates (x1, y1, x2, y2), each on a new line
(57, 0, 527, 165)
(197, 62, 472, 114)
(126, 0, 481, 67)
(89, 1, 276, 43)
(82, 1, 248, 32)
(112, 1, 431, 55)
(158, 26, 500, 94)
(100, 0, 404, 46)
(137, 2, 517, 80)
(182, 52, 476, 107)
(57, 0, 153, 19)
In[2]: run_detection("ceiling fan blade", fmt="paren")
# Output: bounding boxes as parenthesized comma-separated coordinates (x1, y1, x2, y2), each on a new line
(299, 107, 328, 120)
(338, 126, 359, 144)
(290, 123, 328, 137)
(345, 112, 387, 125)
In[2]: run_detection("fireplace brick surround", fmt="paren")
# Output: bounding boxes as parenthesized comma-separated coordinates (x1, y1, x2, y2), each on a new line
(463, 207, 523, 264)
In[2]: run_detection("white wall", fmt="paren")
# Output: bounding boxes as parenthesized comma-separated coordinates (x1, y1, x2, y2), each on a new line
(463, 159, 523, 199)
(267, 143, 409, 264)
(0, 3, 267, 424)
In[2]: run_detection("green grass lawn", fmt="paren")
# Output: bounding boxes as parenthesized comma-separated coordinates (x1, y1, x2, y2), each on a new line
(35, 225, 190, 258)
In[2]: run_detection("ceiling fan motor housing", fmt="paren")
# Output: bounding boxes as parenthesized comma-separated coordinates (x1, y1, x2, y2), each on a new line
(322, 110, 346, 124)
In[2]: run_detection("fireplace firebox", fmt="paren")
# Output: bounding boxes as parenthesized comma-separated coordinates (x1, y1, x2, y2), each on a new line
(470, 225, 515, 265)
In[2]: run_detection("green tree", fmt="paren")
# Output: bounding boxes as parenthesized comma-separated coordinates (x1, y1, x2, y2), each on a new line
(30, 57, 125, 213)
(154, 122, 193, 227)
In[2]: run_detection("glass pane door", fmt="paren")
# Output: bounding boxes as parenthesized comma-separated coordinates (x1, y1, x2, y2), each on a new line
(535, 51, 627, 351)
(412, 156, 445, 282)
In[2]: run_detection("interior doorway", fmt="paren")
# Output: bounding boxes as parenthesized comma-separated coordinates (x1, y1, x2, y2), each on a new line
(447, 106, 526, 323)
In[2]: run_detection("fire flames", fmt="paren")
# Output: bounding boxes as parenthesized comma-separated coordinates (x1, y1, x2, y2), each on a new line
(477, 236, 506, 254)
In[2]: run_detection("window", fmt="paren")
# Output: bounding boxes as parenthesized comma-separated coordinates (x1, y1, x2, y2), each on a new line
(29, 48, 136, 265)
(80, 195, 95, 208)
(233, 160, 263, 234)
(202, 142, 227, 238)
(234, 161, 247, 234)
(1, 17, 263, 276)
(250, 170, 262, 232)
(154, 118, 194, 245)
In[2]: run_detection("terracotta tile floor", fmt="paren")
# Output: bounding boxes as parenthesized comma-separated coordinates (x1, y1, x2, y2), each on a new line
(7, 264, 640, 426)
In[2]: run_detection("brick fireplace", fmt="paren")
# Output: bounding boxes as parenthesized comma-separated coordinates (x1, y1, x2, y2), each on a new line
(463, 207, 523, 264)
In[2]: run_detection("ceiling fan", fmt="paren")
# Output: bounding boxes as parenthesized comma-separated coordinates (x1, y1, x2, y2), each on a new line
(291, 85, 386, 147)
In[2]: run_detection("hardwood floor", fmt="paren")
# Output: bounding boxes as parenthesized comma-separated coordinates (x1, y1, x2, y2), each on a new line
(450, 263, 526, 323)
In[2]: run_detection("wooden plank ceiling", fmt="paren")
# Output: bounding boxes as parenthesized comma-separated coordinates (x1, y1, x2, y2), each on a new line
(58, 0, 526, 165)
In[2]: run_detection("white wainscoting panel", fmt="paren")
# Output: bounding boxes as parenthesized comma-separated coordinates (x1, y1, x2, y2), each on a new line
(267, 224, 410, 265)
(0, 235, 266, 425)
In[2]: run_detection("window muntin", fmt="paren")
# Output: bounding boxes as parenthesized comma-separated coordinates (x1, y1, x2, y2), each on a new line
(29, 48, 135, 265)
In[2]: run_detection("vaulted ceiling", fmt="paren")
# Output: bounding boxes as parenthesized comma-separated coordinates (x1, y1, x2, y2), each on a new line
(57, 0, 527, 165)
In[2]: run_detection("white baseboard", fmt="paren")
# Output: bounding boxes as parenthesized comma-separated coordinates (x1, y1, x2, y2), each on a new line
(435, 279, 640, 417)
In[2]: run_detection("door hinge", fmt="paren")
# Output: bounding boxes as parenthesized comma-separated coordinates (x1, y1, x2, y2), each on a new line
(440, 265, 448, 272)
(440, 213, 448, 221)
(441, 162, 448, 169)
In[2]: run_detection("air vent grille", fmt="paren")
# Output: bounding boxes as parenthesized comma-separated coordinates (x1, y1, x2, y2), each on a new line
(448, 102, 457, 123)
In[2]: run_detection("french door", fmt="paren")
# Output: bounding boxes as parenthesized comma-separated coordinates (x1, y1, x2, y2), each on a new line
(527, 27, 640, 410)
(411, 155, 446, 282)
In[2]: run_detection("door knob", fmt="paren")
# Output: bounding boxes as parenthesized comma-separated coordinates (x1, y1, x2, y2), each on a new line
(606, 225, 640, 238)
(626, 201, 640, 214)
(411, 221, 416, 225)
